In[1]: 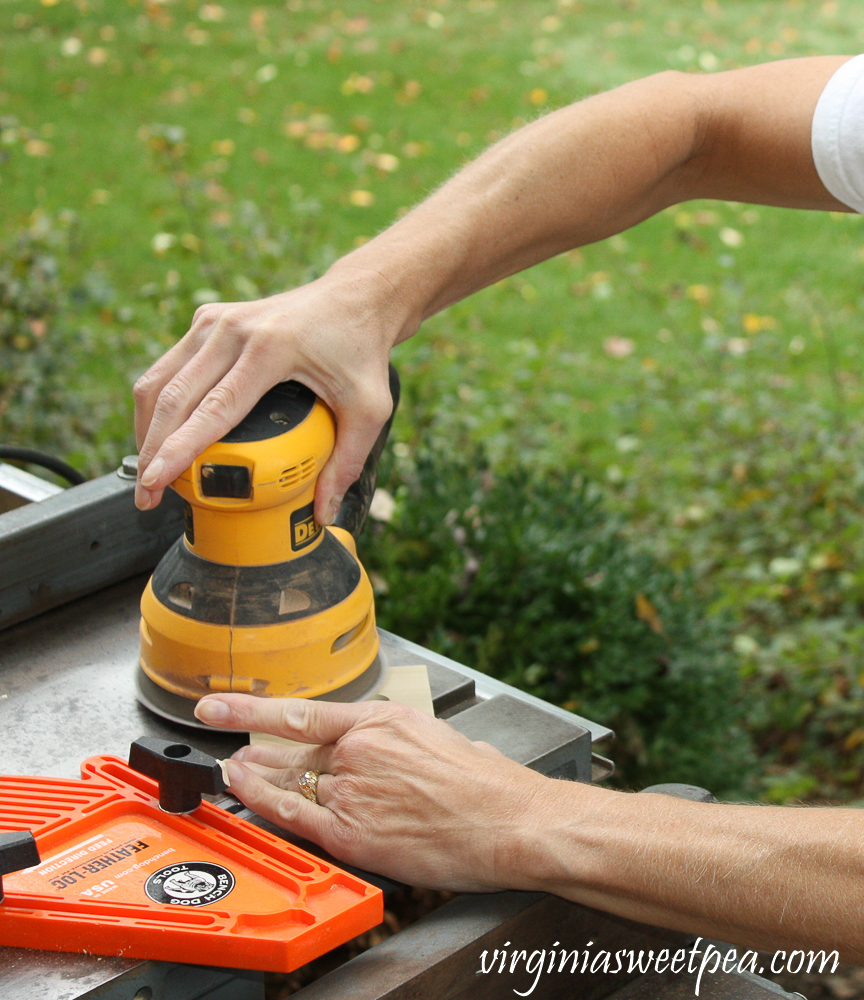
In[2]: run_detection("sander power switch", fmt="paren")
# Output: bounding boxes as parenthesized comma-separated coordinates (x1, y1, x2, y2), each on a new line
(200, 463, 252, 500)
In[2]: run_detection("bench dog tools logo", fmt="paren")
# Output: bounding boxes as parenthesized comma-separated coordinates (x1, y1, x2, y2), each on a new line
(145, 861, 235, 906)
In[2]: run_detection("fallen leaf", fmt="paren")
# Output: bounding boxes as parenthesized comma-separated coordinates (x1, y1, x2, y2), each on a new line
(844, 729, 864, 752)
(256, 64, 278, 83)
(375, 152, 399, 171)
(370, 488, 395, 522)
(343, 17, 370, 35)
(604, 336, 635, 358)
(635, 593, 663, 634)
(199, 4, 225, 22)
(687, 284, 712, 305)
(724, 337, 749, 356)
(809, 552, 843, 572)
(152, 232, 177, 254)
(24, 139, 51, 156)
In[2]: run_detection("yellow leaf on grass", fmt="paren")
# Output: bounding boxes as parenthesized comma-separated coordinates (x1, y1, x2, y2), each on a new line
(743, 313, 777, 335)
(845, 729, 864, 752)
(686, 284, 712, 306)
(24, 139, 51, 157)
(635, 593, 663, 634)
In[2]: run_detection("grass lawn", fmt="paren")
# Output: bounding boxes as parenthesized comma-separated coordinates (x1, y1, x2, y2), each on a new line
(2, 0, 864, 801)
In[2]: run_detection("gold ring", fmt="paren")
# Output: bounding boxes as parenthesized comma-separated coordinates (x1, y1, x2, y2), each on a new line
(298, 769, 320, 804)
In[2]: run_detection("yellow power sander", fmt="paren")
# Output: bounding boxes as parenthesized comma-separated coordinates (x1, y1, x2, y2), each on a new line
(136, 369, 399, 729)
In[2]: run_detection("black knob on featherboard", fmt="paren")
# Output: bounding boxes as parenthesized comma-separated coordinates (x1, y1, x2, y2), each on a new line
(128, 737, 227, 814)
(0, 831, 40, 903)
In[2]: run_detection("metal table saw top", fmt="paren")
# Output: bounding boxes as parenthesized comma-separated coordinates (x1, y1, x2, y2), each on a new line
(0, 473, 800, 1000)
(0, 573, 611, 780)
(0, 565, 610, 1000)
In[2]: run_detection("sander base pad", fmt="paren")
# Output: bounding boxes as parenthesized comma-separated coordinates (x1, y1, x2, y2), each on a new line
(135, 649, 389, 731)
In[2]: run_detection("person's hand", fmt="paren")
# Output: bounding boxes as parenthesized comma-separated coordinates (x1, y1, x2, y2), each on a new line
(194, 693, 560, 892)
(132, 266, 415, 524)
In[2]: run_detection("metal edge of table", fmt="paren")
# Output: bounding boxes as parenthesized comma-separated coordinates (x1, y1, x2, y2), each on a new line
(380, 628, 615, 746)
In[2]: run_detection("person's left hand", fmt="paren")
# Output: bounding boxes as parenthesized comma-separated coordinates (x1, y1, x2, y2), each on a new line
(194, 693, 561, 892)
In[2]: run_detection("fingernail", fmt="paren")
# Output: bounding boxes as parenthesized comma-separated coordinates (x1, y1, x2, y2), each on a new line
(215, 759, 231, 787)
(195, 698, 229, 723)
(325, 494, 344, 526)
(135, 489, 151, 511)
(140, 457, 164, 488)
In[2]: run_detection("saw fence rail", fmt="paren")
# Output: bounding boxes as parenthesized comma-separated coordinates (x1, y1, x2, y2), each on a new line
(0, 473, 796, 1000)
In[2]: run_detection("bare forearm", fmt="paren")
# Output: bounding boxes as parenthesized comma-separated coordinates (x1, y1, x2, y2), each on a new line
(133, 56, 851, 512)
(525, 782, 864, 961)
(332, 70, 703, 333)
(331, 57, 850, 337)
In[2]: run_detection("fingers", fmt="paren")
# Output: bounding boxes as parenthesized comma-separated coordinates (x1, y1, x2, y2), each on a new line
(132, 305, 221, 451)
(133, 278, 399, 517)
(237, 760, 336, 807)
(135, 354, 238, 509)
(314, 374, 394, 525)
(232, 742, 333, 774)
(223, 760, 335, 844)
(133, 302, 285, 510)
(135, 355, 276, 510)
(195, 693, 379, 745)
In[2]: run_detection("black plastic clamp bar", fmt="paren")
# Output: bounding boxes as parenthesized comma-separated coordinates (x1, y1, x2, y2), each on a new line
(0, 831, 40, 902)
(128, 737, 227, 814)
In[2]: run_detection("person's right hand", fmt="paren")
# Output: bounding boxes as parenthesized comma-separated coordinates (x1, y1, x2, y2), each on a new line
(132, 265, 415, 525)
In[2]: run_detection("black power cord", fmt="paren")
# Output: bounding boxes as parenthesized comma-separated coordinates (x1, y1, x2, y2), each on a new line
(0, 445, 86, 487)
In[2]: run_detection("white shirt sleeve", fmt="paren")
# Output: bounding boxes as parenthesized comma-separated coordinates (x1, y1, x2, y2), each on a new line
(812, 54, 864, 214)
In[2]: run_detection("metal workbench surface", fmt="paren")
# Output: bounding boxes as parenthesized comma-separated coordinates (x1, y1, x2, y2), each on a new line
(0, 475, 800, 1000)
(0, 570, 609, 999)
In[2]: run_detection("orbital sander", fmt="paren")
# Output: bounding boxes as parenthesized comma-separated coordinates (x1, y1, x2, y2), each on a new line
(136, 369, 399, 729)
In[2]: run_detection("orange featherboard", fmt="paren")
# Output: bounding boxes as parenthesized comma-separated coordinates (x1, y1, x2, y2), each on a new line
(0, 755, 383, 972)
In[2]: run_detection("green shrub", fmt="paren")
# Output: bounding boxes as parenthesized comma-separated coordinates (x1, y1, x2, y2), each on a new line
(616, 403, 864, 802)
(365, 448, 756, 796)
(0, 213, 100, 460)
